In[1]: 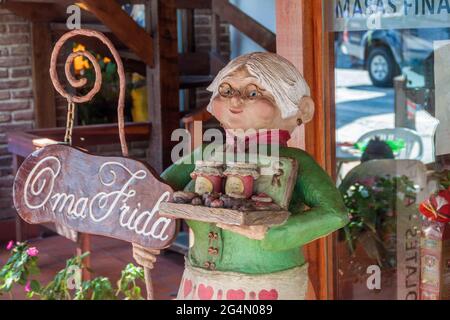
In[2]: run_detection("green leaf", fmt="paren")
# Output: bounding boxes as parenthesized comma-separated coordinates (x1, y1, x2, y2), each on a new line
(30, 280, 41, 292)
(106, 61, 117, 76)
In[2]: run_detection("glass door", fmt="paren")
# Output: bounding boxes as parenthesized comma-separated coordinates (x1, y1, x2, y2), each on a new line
(325, 0, 450, 300)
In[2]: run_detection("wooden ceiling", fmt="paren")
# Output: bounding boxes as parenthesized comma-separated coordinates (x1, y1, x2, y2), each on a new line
(1, 0, 154, 67)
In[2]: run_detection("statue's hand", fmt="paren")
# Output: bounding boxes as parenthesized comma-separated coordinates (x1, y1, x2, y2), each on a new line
(132, 243, 160, 269)
(216, 223, 268, 240)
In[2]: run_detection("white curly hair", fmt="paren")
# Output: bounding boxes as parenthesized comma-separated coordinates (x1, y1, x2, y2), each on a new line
(206, 52, 311, 119)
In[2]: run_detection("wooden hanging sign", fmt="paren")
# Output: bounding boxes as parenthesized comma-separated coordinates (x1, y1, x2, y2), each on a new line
(13, 144, 176, 249)
(12, 28, 173, 300)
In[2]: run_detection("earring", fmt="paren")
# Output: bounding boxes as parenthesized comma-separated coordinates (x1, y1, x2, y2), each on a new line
(297, 118, 302, 126)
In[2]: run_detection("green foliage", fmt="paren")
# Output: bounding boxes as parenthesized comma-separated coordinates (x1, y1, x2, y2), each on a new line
(75, 277, 115, 300)
(0, 242, 39, 295)
(0, 242, 145, 300)
(36, 253, 89, 300)
(74, 46, 133, 125)
(435, 170, 450, 190)
(77, 52, 119, 125)
(341, 175, 417, 268)
(116, 263, 145, 300)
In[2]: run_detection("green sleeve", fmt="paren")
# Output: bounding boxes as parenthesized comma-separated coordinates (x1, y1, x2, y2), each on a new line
(160, 147, 203, 190)
(261, 149, 349, 251)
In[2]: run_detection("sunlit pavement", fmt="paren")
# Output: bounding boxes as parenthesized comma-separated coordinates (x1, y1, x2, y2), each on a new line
(335, 68, 439, 165)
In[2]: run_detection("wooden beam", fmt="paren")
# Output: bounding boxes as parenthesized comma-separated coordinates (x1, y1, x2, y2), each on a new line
(51, 30, 127, 53)
(5, 0, 146, 3)
(179, 75, 213, 89)
(32, 122, 151, 148)
(5, 0, 212, 8)
(179, 52, 210, 76)
(50, 30, 145, 74)
(1, 0, 59, 3)
(31, 22, 56, 128)
(276, 0, 306, 149)
(79, 0, 154, 68)
(179, 8, 194, 53)
(175, 0, 211, 9)
(7, 122, 151, 158)
(276, 0, 335, 300)
(0, 1, 101, 23)
(212, 0, 276, 52)
(50, 22, 111, 33)
(0, 0, 62, 21)
(211, 12, 221, 54)
(209, 51, 226, 75)
(117, 52, 146, 74)
(146, 0, 180, 172)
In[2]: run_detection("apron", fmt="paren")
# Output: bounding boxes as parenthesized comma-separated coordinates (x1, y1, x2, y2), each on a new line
(177, 258, 308, 300)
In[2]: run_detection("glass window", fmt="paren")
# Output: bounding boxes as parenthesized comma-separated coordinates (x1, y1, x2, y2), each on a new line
(326, 0, 450, 300)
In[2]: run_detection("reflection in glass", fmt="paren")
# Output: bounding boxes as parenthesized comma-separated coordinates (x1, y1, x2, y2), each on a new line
(331, 21, 449, 300)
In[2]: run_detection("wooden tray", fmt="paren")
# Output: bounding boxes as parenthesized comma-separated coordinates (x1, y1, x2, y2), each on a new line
(159, 202, 290, 226)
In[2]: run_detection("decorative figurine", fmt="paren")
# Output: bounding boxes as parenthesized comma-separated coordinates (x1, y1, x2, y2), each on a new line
(136, 52, 349, 300)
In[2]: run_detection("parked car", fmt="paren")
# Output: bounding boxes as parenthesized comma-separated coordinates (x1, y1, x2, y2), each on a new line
(339, 28, 450, 87)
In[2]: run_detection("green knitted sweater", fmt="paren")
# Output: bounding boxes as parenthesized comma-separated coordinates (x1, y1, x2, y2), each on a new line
(161, 146, 348, 274)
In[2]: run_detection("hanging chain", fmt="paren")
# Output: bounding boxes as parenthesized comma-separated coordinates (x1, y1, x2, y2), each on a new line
(64, 101, 76, 145)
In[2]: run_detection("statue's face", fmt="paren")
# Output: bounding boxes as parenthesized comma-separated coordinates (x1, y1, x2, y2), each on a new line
(211, 69, 290, 131)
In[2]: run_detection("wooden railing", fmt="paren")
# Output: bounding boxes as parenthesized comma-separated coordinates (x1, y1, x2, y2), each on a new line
(211, 0, 276, 53)
(7, 122, 151, 157)
(179, 0, 276, 84)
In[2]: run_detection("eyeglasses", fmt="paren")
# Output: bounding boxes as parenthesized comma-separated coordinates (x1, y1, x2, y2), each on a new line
(218, 82, 273, 102)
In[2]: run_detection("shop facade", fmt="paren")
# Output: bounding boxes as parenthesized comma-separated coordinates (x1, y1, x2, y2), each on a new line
(283, 0, 450, 299)
(1, 0, 449, 300)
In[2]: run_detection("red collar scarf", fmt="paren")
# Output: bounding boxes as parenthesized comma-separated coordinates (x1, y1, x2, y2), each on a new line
(225, 129, 291, 152)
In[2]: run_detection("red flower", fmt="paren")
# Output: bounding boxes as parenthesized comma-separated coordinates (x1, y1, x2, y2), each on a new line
(24, 281, 31, 293)
(419, 189, 450, 223)
(6, 240, 14, 251)
(26, 247, 39, 257)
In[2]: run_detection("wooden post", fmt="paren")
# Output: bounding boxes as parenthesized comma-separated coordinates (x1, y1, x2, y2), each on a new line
(146, 0, 181, 173)
(276, 0, 336, 300)
(12, 155, 25, 242)
(394, 75, 410, 128)
(80, 0, 154, 67)
(144, 267, 154, 300)
(31, 22, 56, 128)
(211, 12, 221, 55)
(179, 8, 196, 111)
(212, 0, 276, 53)
(76, 233, 92, 281)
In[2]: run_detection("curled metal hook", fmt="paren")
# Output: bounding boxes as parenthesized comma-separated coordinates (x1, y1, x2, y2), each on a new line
(49, 29, 128, 156)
